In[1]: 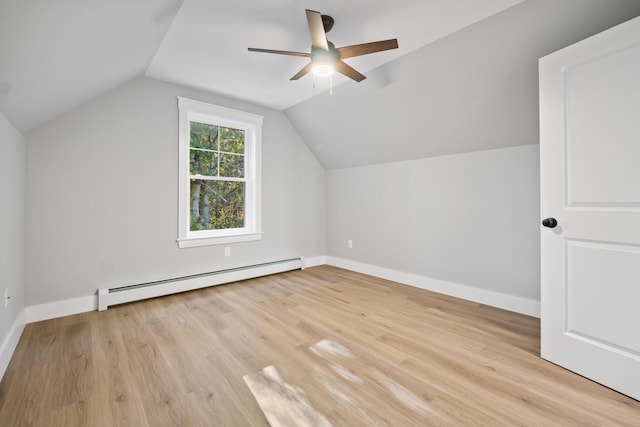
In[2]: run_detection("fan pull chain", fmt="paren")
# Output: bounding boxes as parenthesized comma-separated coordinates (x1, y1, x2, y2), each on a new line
(310, 74, 333, 95)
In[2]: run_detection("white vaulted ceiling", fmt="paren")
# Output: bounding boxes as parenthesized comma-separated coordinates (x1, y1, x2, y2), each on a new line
(284, 0, 640, 169)
(0, 0, 523, 133)
(145, 0, 525, 110)
(0, 0, 183, 133)
(1, 0, 640, 169)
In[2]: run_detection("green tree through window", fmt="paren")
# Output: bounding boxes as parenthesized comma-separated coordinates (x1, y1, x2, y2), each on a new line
(189, 122, 246, 231)
(177, 97, 262, 248)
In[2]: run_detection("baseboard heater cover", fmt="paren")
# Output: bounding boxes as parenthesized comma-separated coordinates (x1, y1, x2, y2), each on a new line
(98, 257, 303, 311)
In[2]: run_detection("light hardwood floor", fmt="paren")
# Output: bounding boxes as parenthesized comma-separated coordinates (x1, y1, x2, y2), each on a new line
(0, 266, 638, 426)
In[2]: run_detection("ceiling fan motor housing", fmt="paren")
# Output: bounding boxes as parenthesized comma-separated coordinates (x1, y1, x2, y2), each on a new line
(321, 15, 334, 33)
(311, 45, 339, 64)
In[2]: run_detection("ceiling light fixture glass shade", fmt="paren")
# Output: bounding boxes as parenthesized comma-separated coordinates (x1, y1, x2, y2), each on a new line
(311, 45, 338, 78)
(312, 63, 335, 77)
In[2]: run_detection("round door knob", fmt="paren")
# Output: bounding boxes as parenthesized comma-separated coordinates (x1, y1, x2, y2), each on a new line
(542, 217, 558, 228)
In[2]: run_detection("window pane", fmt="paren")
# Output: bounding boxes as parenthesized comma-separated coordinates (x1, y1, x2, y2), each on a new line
(190, 122, 219, 150)
(190, 179, 245, 231)
(220, 127, 244, 154)
(190, 150, 218, 176)
(219, 153, 244, 178)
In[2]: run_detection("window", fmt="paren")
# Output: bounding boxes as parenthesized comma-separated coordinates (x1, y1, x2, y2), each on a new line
(177, 97, 262, 248)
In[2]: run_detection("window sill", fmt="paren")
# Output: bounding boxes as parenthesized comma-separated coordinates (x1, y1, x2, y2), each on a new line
(177, 232, 262, 248)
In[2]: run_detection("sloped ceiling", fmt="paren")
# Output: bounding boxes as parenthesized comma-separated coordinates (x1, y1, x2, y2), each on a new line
(146, 0, 524, 110)
(0, 0, 184, 133)
(0, 0, 523, 133)
(285, 0, 640, 169)
(1, 0, 639, 170)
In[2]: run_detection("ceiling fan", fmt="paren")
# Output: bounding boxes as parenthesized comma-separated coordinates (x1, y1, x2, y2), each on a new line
(248, 9, 398, 82)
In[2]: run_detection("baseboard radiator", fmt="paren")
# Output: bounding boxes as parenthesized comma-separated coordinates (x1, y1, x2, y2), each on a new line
(98, 257, 303, 311)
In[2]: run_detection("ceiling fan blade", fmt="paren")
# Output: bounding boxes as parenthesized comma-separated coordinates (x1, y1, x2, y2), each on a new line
(337, 39, 398, 59)
(335, 60, 366, 82)
(248, 48, 310, 58)
(290, 62, 314, 80)
(306, 9, 329, 51)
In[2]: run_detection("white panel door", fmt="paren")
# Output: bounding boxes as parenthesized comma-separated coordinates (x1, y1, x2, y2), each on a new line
(539, 16, 640, 401)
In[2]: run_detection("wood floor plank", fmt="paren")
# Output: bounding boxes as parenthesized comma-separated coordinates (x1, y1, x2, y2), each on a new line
(1, 265, 639, 426)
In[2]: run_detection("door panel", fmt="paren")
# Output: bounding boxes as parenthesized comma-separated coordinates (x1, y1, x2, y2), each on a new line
(567, 240, 640, 354)
(566, 43, 640, 206)
(540, 16, 640, 400)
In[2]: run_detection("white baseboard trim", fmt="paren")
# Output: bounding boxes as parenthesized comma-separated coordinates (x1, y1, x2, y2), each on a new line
(25, 295, 97, 324)
(24, 259, 308, 322)
(302, 255, 327, 269)
(0, 308, 26, 381)
(19, 256, 539, 324)
(326, 257, 540, 318)
(3, 257, 538, 381)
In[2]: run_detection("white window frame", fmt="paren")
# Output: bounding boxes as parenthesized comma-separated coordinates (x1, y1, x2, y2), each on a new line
(177, 97, 263, 248)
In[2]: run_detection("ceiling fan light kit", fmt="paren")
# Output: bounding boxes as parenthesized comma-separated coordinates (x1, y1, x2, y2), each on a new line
(248, 9, 398, 85)
(311, 45, 338, 77)
(312, 64, 335, 77)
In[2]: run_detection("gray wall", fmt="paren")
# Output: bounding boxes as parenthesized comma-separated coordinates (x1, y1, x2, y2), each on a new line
(300, 0, 640, 304)
(19, 0, 640, 311)
(327, 145, 540, 301)
(25, 77, 325, 306)
(0, 110, 25, 343)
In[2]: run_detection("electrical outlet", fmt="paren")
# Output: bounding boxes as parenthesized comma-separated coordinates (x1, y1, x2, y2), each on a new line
(4, 288, 9, 308)
(348, 240, 353, 249)
(225, 247, 231, 257)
